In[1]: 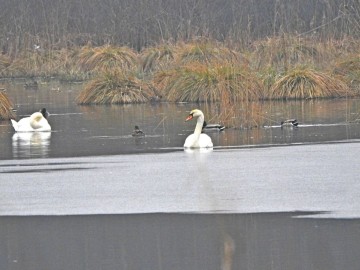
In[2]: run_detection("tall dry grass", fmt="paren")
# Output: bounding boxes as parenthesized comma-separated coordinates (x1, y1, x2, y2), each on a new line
(77, 45, 137, 73)
(0, 36, 359, 113)
(140, 44, 175, 73)
(173, 40, 242, 65)
(0, 90, 15, 120)
(76, 69, 154, 105)
(250, 35, 323, 72)
(0, 48, 89, 80)
(155, 61, 262, 103)
(269, 67, 353, 99)
(333, 54, 360, 93)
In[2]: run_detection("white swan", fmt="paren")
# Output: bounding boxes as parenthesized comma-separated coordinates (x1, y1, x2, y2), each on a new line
(184, 109, 213, 148)
(11, 108, 51, 132)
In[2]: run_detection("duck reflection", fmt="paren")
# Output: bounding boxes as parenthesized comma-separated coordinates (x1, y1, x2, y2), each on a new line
(12, 132, 51, 158)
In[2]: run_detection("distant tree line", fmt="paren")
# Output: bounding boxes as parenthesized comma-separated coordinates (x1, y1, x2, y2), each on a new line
(1, 0, 359, 56)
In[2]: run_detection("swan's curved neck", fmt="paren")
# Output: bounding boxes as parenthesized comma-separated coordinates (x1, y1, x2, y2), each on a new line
(194, 114, 204, 137)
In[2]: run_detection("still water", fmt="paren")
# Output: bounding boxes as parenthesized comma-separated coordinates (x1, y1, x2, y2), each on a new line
(0, 80, 360, 159)
(1, 80, 360, 270)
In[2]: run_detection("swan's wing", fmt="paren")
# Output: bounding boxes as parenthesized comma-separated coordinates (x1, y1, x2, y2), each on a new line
(184, 134, 196, 148)
(12, 117, 33, 132)
(29, 112, 51, 131)
(199, 134, 213, 148)
(10, 119, 19, 132)
(34, 118, 51, 131)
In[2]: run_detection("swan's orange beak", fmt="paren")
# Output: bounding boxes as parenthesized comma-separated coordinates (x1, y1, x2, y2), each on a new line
(185, 115, 193, 122)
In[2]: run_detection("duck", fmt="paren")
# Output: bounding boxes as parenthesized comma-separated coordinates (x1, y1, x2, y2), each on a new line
(184, 109, 213, 148)
(11, 108, 51, 132)
(132, 125, 145, 137)
(24, 80, 38, 89)
(280, 119, 299, 127)
(202, 120, 225, 132)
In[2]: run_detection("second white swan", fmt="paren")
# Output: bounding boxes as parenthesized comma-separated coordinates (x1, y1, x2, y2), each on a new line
(184, 109, 213, 148)
(11, 108, 51, 132)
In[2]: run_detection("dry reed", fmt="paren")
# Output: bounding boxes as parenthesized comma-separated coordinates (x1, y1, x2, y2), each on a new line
(333, 55, 360, 92)
(250, 35, 323, 71)
(76, 69, 153, 105)
(155, 61, 263, 103)
(0, 90, 15, 120)
(77, 45, 137, 73)
(269, 67, 353, 99)
(140, 44, 175, 73)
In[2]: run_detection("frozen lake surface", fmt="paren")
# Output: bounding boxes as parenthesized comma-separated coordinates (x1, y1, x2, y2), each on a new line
(1, 141, 359, 218)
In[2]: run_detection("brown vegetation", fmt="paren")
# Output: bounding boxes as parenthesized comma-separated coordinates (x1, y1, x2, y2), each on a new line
(269, 67, 353, 99)
(333, 55, 360, 92)
(0, 90, 15, 120)
(76, 69, 154, 105)
(77, 45, 137, 73)
(1, 1, 360, 128)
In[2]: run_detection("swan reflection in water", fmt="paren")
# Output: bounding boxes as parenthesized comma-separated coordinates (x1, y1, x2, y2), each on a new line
(184, 147, 213, 154)
(12, 132, 51, 158)
(184, 147, 213, 165)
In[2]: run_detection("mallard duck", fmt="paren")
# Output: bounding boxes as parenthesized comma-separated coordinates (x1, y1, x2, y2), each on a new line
(11, 108, 51, 132)
(132, 125, 145, 137)
(184, 109, 213, 148)
(281, 119, 299, 127)
(24, 80, 38, 89)
(202, 120, 225, 132)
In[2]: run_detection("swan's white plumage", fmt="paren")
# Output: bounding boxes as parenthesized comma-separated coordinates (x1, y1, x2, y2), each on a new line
(11, 109, 51, 132)
(184, 109, 213, 148)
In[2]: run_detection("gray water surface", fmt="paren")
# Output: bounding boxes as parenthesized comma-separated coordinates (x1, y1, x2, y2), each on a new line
(1, 80, 360, 160)
(1, 80, 360, 270)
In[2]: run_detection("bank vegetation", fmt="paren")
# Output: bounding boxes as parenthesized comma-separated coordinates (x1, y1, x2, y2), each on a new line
(1, 0, 360, 125)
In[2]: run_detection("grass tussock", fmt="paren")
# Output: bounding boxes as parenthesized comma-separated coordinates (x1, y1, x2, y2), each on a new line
(140, 44, 175, 73)
(333, 55, 360, 92)
(0, 90, 15, 120)
(0, 54, 11, 70)
(77, 45, 137, 73)
(155, 61, 262, 103)
(0, 36, 359, 111)
(76, 69, 153, 105)
(251, 35, 322, 71)
(174, 41, 242, 65)
(269, 67, 352, 99)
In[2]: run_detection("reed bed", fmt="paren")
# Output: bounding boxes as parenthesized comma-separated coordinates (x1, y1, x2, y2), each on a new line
(269, 67, 352, 99)
(250, 35, 323, 71)
(155, 61, 262, 103)
(76, 69, 153, 105)
(333, 55, 360, 92)
(0, 48, 88, 80)
(77, 45, 137, 73)
(140, 44, 175, 73)
(0, 36, 359, 110)
(173, 41, 241, 65)
(0, 55, 12, 76)
(0, 90, 15, 120)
